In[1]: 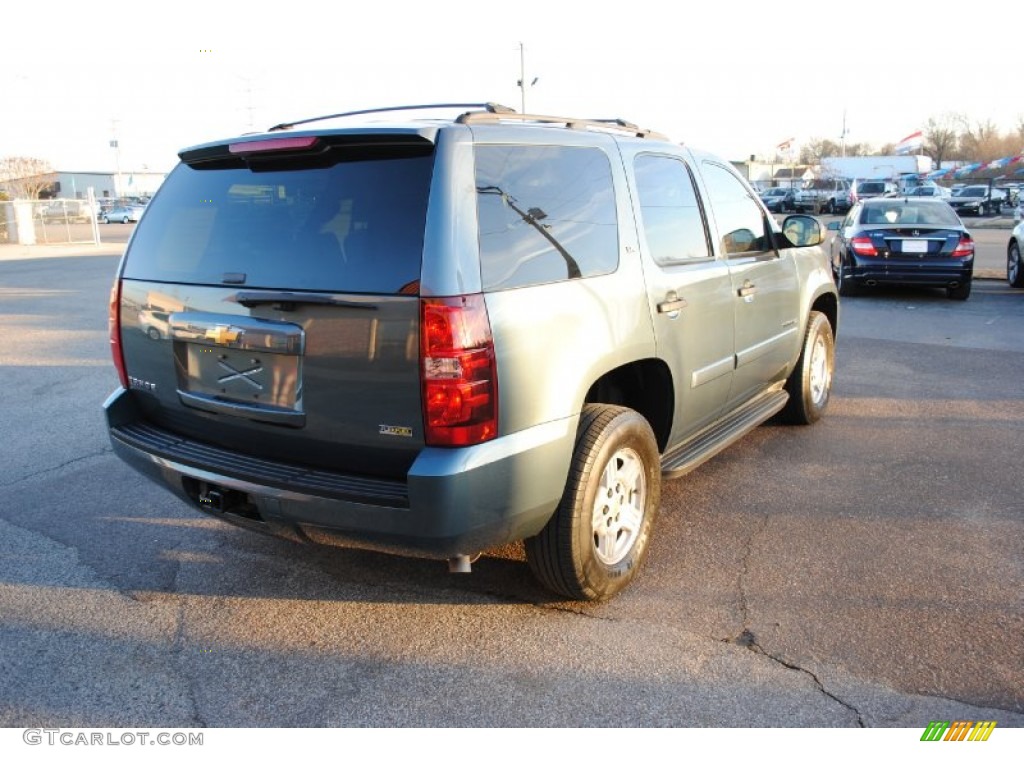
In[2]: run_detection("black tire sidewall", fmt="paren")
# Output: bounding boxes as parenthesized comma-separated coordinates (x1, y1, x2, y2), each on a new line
(568, 408, 661, 600)
(1010, 243, 1024, 288)
(784, 311, 834, 424)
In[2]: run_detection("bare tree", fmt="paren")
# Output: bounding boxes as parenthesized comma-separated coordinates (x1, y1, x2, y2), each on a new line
(923, 113, 961, 168)
(958, 119, 1002, 162)
(799, 138, 843, 166)
(0, 156, 56, 199)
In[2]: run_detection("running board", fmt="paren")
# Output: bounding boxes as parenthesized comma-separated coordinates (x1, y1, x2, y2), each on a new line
(660, 390, 789, 479)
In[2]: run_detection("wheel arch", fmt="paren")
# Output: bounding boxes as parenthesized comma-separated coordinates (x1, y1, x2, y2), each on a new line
(582, 358, 674, 452)
(810, 289, 839, 339)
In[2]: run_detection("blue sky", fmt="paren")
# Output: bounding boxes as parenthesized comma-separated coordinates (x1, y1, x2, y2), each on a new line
(2, 0, 1018, 172)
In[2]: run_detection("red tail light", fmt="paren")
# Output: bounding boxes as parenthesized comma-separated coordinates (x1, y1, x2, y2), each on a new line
(420, 295, 498, 447)
(108, 279, 128, 388)
(952, 235, 974, 258)
(851, 236, 877, 256)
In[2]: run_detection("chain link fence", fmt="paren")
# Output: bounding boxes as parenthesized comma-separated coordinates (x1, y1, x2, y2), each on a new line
(1, 198, 101, 245)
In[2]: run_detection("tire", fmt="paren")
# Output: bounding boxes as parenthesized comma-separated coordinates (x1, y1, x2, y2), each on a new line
(1009, 241, 1024, 288)
(947, 280, 971, 301)
(835, 258, 859, 297)
(122, 216, 130, 224)
(102, 217, 110, 224)
(825, 199, 835, 215)
(525, 404, 660, 601)
(146, 327, 161, 340)
(782, 311, 835, 425)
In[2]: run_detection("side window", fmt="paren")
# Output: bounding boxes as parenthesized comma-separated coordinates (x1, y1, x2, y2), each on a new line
(700, 162, 772, 256)
(633, 154, 710, 265)
(474, 145, 618, 291)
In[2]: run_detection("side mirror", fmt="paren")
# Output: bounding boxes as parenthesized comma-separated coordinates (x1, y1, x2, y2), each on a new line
(780, 214, 824, 247)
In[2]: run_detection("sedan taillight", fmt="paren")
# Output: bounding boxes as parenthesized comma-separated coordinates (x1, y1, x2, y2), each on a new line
(952, 235, 974, 258)
(851, 236, 878, 256)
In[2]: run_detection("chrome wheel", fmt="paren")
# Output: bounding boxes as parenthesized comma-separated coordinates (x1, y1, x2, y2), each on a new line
(592, 446, 646, 566)
(1009, 242, 1024, 288)
(808, 332, 831, 407)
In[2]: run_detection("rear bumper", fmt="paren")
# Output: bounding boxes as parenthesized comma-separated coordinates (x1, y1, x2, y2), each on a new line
(105, 387, 575, 558)
(848, 257, 973, 287)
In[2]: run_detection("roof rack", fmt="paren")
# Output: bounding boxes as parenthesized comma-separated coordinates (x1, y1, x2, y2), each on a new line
(268, 102, 517, 132)
(457, 110, 668, 140)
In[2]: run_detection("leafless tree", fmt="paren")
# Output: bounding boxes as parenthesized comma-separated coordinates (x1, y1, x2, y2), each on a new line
(958, 119, 1003, 162)
(923, 114, 961, 169)
(0, 156, 56, 199)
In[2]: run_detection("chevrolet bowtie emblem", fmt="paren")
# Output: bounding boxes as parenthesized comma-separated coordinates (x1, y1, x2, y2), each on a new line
(205, 325, 242, 345)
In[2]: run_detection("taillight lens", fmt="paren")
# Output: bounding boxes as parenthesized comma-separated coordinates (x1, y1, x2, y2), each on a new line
(851, 236, 878, 256)
(952, 235, 974, 258)
(108, 279, 128, 388)
(420, 295, 498, 447)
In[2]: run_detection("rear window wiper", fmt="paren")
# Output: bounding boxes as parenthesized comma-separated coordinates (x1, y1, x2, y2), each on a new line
(228, 290, 378, 311)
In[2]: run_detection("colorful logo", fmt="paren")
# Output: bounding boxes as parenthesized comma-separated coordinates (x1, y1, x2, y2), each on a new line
(921, 721, 997, 741)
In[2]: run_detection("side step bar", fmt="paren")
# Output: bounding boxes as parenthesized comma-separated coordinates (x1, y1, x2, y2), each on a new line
(660, 389, 789, 479)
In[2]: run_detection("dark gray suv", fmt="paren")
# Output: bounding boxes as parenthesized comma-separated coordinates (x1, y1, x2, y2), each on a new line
(105, 103, 839, 600)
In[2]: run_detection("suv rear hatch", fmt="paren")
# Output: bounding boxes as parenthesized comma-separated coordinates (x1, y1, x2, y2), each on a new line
(113, 132, 435, 480)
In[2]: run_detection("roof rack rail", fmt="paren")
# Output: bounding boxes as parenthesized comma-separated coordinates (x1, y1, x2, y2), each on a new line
(457, 110, 668, 140)
(268, 102, 517, 132)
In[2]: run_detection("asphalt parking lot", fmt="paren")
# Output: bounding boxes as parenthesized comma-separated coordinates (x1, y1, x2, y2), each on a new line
(0, 244, 1021, 729)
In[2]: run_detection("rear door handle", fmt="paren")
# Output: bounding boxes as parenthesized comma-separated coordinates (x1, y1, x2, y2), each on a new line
(738, 281, 757, 299)
(657, 292, 688, 315)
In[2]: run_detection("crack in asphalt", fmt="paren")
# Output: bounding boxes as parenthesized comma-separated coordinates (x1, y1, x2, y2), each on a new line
(170, 564, 209, 729)
(0, 447, 113, 489)
(727, 510, 865, 725)
(731, 630, 866, 727)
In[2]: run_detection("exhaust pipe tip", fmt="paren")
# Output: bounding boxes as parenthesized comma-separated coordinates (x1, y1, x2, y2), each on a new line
(448, 555, 473, 574)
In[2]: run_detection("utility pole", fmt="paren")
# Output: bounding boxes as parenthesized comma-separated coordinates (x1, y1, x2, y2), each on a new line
(840, 110, 848, 157)
(110, 120, 122, 201)
(517, 42, 538, 114)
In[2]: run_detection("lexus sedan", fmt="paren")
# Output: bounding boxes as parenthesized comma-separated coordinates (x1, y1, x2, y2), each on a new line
(828, 198, 974, 300)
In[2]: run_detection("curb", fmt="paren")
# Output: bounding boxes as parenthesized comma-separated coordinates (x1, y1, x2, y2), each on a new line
(0, 243, 124, 261)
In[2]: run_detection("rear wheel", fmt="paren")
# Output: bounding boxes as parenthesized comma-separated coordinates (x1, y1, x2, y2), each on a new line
(526, 405, 660, 601)
(782, 311, 834, 425)
(835, 258, 859, 296)
(1008, 241, 1024, 288)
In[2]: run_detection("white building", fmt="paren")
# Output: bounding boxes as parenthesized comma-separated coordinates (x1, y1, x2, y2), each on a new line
(1, 169, 168, 200)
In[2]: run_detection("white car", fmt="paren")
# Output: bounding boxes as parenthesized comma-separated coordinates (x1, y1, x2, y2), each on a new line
(1008, 220, 1024, 288)
(102, 205, 145, 224)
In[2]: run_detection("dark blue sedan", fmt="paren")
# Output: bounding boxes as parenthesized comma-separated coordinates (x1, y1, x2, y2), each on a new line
(828, 198, 974, 300)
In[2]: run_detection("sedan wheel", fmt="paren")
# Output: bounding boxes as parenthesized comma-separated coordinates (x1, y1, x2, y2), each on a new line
(1009, 241, 1024, 288)
(836, 260, 858, 296)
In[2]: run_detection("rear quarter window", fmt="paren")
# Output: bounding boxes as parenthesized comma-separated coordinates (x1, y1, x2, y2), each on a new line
(474, 145, 618, 291)
(122, 147, 434, 295)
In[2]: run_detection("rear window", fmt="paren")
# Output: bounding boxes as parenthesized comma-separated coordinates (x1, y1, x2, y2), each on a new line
(123, 145, 434, 294)
(857, 182, 885, 194)
(859, 202, 960, 226)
